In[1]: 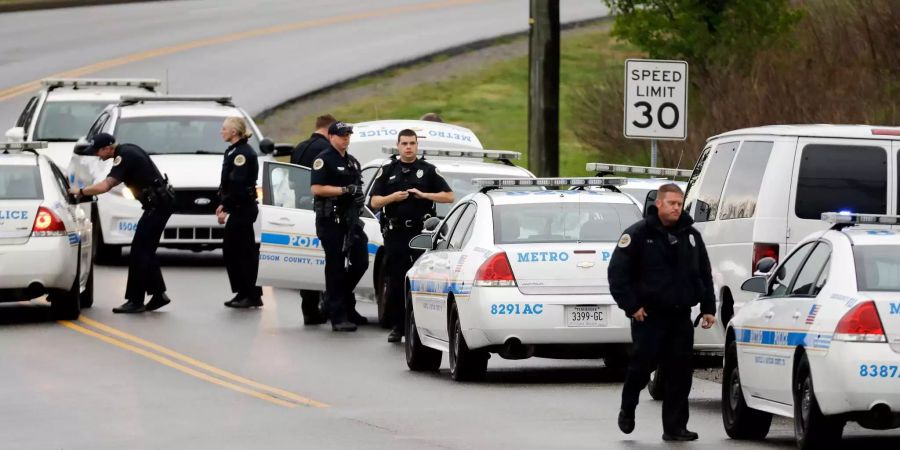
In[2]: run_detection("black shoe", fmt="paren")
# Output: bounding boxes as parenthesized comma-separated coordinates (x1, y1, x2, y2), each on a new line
(224, 294, 241, 307)
(145, 293, 171, 311)
(618, 409, 635, 434)
(113, 301, 146, 314)
(331, 321, 358, 332)
(662, 429, 698, 441)
(387, 328, 403, 343)
(303, 313, 327, 325)
(348, 311, 368, 325)
(229, 297, 263, 309)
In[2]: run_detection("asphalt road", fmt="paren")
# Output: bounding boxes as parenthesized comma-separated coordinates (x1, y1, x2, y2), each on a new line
(0, 0, 608, 127)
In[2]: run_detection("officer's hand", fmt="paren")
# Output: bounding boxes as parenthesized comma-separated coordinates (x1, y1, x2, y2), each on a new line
(343, 185, 359, 196)
(215, 205, 224, 216)
(353, 192, 366, 208)
(701, 314, 716, 329)
(632, 307, 647, 322)
(68, 186, 81, 196)
(392, 190, 410, 202)
(216, 210, 227, 225)
(407, 188, 426, 199)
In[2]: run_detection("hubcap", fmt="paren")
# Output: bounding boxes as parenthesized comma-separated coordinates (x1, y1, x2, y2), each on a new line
(729, 369, 741, 411)
(451, 320, 460, 368)
(800, 378, 812, 428)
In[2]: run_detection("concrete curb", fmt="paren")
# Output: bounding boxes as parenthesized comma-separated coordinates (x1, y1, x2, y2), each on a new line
(0, 0, 171, 14)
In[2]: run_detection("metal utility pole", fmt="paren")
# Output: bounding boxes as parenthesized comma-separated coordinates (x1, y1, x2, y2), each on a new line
(528, 0, 560, 177)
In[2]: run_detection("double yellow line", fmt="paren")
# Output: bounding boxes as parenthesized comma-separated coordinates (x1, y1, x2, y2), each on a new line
(60, 316, 327, 409)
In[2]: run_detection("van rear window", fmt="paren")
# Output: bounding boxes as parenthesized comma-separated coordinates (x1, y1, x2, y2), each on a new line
(795, 145, 886, 220)
(718, 141, 773, 220)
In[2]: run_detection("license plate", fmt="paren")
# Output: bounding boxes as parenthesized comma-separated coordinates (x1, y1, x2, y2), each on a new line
(565, 305, 608, 327)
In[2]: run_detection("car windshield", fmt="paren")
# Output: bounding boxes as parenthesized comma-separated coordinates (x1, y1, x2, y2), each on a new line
(854, 244, 900, 291)
(34, 101, 110, 141)
(0, 165, 42, 199)
(437, 171, 532, 217)
(115, 116, 260, 155)
(493, 201, 641, 244)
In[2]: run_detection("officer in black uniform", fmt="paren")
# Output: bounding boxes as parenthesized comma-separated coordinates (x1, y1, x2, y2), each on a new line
(607, 183, 716, 442)
(291, 114, 335, 324)
(369, 129, 453, 342)
(310, 121, 369, 332)
(70, 133, 175, 314)
(217, 117, 263, 309)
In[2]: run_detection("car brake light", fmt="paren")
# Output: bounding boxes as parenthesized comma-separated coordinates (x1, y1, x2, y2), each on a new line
(872, 128, 900, 136)
(474, 252, 517, 287)
(752, 242, 779, 271)
(833, 301, 887, 343)
(32, 207, 66, 236)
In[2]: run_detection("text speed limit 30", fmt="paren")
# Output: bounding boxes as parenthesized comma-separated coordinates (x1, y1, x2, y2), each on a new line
(624, 59, 689, 140)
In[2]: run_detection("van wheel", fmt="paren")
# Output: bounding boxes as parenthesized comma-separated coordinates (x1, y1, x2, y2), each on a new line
(405, 293, 441, 372)
(722, 341, 771, 439)
(449, 303, 488, 382)
(79, 261, 94, 308)
(648, 366, 665, 400)
(50, 265, 81, 320)
(794, 355, 844, 449)
(376, 264, 391, 329)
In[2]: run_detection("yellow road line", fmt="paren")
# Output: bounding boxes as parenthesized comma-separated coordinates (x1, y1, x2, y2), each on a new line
(0, 0, 483, 102)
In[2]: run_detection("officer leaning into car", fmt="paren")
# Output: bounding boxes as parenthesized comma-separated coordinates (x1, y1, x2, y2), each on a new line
(311, 121, 369, 332)
(607, 183, 716, 442)
(217, 116, 263, 309)
(70, 132, 175, 314)
(370, 129, 453, 343)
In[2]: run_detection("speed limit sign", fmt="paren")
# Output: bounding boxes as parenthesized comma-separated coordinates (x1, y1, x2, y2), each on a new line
(624, 59, 688, 140)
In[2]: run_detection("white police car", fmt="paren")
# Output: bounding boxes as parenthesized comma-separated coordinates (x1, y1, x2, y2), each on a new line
(0, 142, 94, 319)
(723, 212, 900, 449)
(5, 78, 160, 170)
(402, 177, 643, 381)
(586, 162, 690, 211)
(68, 95, 287, 261)
(349, 119, 484, 165)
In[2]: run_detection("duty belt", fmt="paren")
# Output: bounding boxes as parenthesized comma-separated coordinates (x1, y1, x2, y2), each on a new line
(385, 214, 431, 231)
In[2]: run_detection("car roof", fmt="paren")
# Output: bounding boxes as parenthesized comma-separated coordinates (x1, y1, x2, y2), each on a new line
(363, 158, 533, 177)
(837, 228, 900, 245)
(0, 153, 40, 166)
(117, 102, 243, 118)
(709, 124, 900, 142)
(485, 189, 638, 206)
(351, 119, 482, 149)
(46, 87, 155, 102)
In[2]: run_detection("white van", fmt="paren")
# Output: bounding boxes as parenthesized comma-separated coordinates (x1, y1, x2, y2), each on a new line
(684, 124, 900, 350)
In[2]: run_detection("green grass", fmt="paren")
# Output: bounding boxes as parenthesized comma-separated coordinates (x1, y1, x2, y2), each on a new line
(273, 25, 642, 176)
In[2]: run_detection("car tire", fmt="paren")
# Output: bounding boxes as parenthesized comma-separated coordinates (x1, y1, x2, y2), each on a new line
(449, 303, 488, 382)
(405, 292, 441, 372)
(79, 260, 94, 308)
(376, 264, 391, 329)
(92, 208, 121, 265)
(794, 355, 845, 450)
(722, 341, 772, 439)
(50, 263, 81, 320)
(648, 367, 665, 400)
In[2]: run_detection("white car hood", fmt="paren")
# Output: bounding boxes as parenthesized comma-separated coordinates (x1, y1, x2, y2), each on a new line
(149, 155, 224, 189)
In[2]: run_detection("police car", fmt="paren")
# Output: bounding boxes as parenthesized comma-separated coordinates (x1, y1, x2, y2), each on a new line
(0, 142, 94, 319)
(5, 78, 160, 170)
(723, 212, 900, 449)
(68, 95, 287, 261)
(402, 177, 644, 381)
(585, 162, 689, 211)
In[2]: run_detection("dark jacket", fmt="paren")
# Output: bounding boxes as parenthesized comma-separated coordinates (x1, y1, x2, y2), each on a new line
(607, 205, 716, 318)
(218, 138, 259, 216)
(291, 133, 330, 168)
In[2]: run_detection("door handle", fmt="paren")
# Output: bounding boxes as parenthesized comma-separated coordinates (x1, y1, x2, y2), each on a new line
(765, 311, 775, 319)
(267, 218, 293, 226)
(792, 311, 802, 319)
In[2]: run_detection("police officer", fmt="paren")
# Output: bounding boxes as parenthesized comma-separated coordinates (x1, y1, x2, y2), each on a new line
(370, 129, 453, 342)
(70, 133, 175, 314)
(311, 121, 369, 332)
(217, 117, 263, 309)
(607, 183, 716, 441)
(291, 114, 336, 324)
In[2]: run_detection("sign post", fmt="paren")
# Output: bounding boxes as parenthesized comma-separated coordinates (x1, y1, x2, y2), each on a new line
(623, 59, 689, 166)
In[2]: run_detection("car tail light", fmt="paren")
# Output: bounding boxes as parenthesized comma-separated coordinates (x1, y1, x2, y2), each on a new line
(752, 242, 779, 270)
(32, 207, 66, 236)
(872, 128, 900, 136)
(474, 252, 516, 287)
(833, 301, 887, 343)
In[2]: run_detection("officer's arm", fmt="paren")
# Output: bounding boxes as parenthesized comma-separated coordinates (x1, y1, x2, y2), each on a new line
(427, 167, 454, 203)
(607, 230, 641, 317)
(421, 191, 453, 203)
(311, 185, 344, 197)
(696, 232, 717, 316)
(75, 177, 121, 196)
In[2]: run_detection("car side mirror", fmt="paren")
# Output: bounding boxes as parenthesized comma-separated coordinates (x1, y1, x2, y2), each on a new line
(741, 276, 768, 294)
(73, 136, 92, 156)
(5, 126, 25, 141)
(644, 190, 658, 218)
(754, 257, 777, 275)
(424, 216, 441, 232)
(259, 138, 275, 155)
(409, 233, 435, 251)
(274, 143, 294, 157)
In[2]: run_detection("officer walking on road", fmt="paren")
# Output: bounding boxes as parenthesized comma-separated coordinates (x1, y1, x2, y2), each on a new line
(370, 129, 453, 342)
(607, 183, 716, 442)
(291, 114, 336, 324)
(217, 117, 263, 309)
(70, 133, 175, 314)
(311, 121, 369, 332)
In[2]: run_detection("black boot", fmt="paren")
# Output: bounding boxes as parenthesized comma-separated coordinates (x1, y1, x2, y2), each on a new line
(662, 429, 698, 441)
(618, 409, 635, 434)
(229, 297, 263, 309)
(224, 294, 241, 307)
(113, 300, 146, 314)
(387, 327, 403, 343)
(145, 293, 171, 311)
(331, 321, 357, 332)
(348, 310, 368, 325)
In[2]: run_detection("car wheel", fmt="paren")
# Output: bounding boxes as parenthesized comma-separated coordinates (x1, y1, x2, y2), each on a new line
(50, 262, 81, 320)
(722, 341, 771, 439)
(794, 355, 845, 449)
(376, 264, 391, 329)
(79, 260, 94, 308)
(405, 292, 441, 372)
(647, 366, 665, 400)
(93, 209, 121, 265)
(449, 303, 488, 382)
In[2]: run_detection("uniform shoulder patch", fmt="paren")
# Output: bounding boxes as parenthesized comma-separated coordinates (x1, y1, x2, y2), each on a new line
(434, 167, 443, 177)
(234, 154, 246, 167)
(313, 158, 324, 170)
(618, 233, 632, 248)
(113, 156, 122, 166)
(688, 234, 696, 247)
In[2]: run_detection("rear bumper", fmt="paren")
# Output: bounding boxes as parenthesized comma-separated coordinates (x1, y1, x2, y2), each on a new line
(812, 341, 900, 419)
(0, 236, 77, 300)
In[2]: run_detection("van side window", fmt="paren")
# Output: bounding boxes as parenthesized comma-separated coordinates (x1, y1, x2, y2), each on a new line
(692, 141, 738, 222)
(795, 145, 887, 220)
(718, 141, 773, 220)
(684, 146, 711, 214)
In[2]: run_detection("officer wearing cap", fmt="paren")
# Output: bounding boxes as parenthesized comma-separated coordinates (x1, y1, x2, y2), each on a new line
(69, 133, 175, 314)
(370, 129, 453, 343)
(217, 117, 263, 309)
(311, 121, 369, 332)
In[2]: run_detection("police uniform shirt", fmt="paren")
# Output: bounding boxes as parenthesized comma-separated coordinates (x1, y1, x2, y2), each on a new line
(219, 138, 259, 213)
(107, 143, 164, 204)
(310, 147, 362, 204)
(291, 133, 330, 168)
(370, 158, 451, 221)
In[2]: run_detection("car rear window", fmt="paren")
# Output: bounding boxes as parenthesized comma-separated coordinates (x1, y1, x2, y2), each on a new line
(854, 245, 900, 291)
(34, 101, 110, 141)
(0, 165, 42, 200)
(796, 144, 887, 219)
(115, 116, 261, 155)
(493, 201, 641, 244)
(437, 172, 534, 217)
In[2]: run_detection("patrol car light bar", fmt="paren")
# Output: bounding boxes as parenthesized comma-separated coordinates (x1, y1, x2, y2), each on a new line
(0, 141, 48, 151)
(119, 95, 233, 106)
(42, 78, 161, 89)
(585, 162, 692, 178)
(473, 177, 627, 188)
(382, 146, 521, 160)
(822, 212, 900, 226)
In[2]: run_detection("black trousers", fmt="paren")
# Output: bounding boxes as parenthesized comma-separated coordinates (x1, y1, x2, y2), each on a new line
(384, 229, 423, 332)
(125, 205, 172, 303)
(223, 212, 262, 299)
(316, 219, 368, 323)
(621, 311, 694, 434)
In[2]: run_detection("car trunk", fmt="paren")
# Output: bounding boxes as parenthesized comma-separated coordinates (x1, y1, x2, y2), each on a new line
(0, 201, 40, 245)
(498, 243, 615, 295)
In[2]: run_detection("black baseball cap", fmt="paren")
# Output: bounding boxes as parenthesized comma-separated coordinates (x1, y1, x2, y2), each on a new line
(87, 133, 116, 153)
(328, 121, 353, 136)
